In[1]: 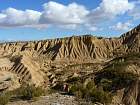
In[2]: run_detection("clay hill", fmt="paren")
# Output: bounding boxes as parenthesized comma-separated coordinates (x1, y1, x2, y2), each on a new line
(0, 24, 140, 105)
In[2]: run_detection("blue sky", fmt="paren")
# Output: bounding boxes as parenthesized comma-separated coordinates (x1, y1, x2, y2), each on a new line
(0, 0, 140, 41)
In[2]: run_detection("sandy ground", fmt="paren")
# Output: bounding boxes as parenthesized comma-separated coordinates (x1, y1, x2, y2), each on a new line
(8, 93, 91, 105)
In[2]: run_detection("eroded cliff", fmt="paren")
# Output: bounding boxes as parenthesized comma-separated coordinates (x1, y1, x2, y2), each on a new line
(0, 24, 140, 105)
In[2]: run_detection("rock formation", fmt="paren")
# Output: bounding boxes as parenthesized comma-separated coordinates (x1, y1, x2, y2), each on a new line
(0, 24, 140, 105)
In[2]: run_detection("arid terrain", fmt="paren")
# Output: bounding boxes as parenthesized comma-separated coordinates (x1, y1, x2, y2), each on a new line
(0, 24, 140, 105)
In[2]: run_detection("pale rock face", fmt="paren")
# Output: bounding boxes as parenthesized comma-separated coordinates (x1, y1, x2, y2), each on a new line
(0, 71, 20, 91)
(0, 58, 13, 69)
(0, 36, 122, 62)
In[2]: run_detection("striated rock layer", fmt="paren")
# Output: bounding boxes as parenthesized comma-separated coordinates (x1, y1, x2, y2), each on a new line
(0, 36, 121, 61)
(0, 25, 140, 62)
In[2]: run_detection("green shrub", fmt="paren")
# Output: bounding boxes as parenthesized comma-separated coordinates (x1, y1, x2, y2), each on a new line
(69, 82, 112, 104)
(69, 84, 79, 94)
(89, 88, 112, 104)
(99, 79, 112, 91)
(0, 93, 11, 105)
(98, 70, 137, 90)
(95, 59, 138, 91)
(67, 77, 80, 83)
(19, 84, 45, 100)
(86, 81, 95, 89)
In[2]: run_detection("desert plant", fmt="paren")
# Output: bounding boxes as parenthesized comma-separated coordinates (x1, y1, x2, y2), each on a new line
(19, 84, 45, 100)
(86, 81, 95, 89)
(69, 82, 112, 104)
(69, 84, 79, 95)
(89, 88, 112, 104)
(67, 77, 80, 83)
(0, 92, 11, 105)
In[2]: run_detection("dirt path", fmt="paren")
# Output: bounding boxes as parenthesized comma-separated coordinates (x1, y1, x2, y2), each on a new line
(8, 93, 91, 105)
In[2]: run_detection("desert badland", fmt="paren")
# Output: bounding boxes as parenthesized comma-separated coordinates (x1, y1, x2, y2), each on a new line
(0, 24, 140, 105)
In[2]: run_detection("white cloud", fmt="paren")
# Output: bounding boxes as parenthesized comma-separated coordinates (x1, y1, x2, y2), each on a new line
(88, 26, 98, 31)
(128, 1, 140, 20)
(0, 8, 41, 27)
(39, 1, 89, 26)
(110, 22, 131, 31)
(129, 7, 140, 20)
(84, 24, 100, 32)
(0, 2, 89, 29)
(87, 0, 134, 25)
(23, 24, 48, 30)
(101, 0, 134, 15)
(57, 24, 78, 30)
(0, 0, 136, 31)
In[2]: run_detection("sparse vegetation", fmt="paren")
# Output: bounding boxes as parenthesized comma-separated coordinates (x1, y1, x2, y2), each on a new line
(89, 87, 112, 104)
(66, 77, 80, 83)
(0, 92, 11, 105)
(0, 84, 46, 105)
(68, 82, 113, 104)
(66, 55, 140, 104)
(17, 84, 46, 100)
(95, 58, 139, 91)
(86, 81, 95, 89)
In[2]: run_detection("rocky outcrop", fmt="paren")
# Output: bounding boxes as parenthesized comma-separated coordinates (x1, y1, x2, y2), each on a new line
(0, 25, 140, 62)
(9, 55, 44, 86)
(0, 35, 123, 62)
(115, 24, 140, 54)
(0, 55, 44, 86)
